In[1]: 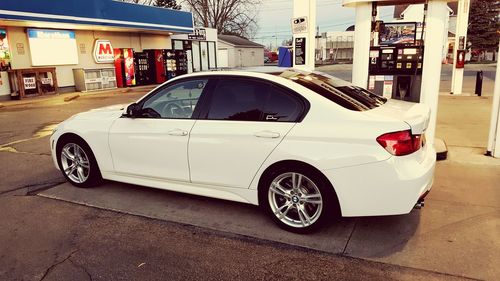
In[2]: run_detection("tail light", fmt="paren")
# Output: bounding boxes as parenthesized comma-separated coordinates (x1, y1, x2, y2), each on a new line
(376, 130, 422, 156)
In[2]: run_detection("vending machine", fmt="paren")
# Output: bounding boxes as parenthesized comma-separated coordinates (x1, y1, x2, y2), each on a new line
(133, 51, 155, 86)
(143, 49, 167, 84)
(163, 49, 178, 80)
(175, 50, 188, 76)
(154, 50, 166, 84)
(114, 48, 136, 87)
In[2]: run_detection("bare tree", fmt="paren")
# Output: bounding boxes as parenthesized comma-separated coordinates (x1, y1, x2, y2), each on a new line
(179, 0, 261, 38)
(120, 0, 181, 10)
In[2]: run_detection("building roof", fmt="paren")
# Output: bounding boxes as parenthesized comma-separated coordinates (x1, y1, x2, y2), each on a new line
(0, 0, 193, 34)
(394, 2, 459, 19)
(218, 34, 264, 48)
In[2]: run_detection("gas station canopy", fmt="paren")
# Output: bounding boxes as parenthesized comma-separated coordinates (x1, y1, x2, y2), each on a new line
(342, 0, 452, 7)
(0, 0, 194, 34)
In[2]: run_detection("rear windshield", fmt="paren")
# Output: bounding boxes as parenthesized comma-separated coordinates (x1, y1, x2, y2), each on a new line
(278, 70, 387, 111)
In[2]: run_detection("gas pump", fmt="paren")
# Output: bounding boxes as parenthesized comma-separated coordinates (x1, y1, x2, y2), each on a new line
(367, 1, 427, 103)
(368, 44, 424, 102)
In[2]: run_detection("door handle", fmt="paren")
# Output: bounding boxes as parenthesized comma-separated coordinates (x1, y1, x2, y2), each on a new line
(254, 131, 280, 139)
(168, 129, 188, 136)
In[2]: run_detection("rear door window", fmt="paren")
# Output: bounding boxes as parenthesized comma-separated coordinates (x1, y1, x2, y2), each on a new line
(206, 78, 267, 121)
(205, 77, 306, 122)
(263, 85, 303, 122)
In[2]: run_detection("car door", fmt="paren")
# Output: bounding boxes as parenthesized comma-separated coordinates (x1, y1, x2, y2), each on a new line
(108, 78, 209, 181)
(188, 76, 308, 188)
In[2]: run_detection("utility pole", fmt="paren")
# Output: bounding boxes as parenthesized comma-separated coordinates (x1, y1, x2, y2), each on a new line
(450, 0, 471, 95)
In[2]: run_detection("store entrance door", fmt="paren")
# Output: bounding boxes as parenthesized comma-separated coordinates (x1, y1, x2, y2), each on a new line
(192, 42, 201, 72)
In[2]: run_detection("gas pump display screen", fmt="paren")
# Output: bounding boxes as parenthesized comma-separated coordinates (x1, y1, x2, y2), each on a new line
(379, 22, 416, 46)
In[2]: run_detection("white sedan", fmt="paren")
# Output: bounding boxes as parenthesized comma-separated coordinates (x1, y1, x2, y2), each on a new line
(50, 69, 435, 233)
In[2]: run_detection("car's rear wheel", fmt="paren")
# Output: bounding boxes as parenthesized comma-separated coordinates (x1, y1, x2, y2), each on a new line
(260, 166, 338, 233)
(57, 136, 102, 188)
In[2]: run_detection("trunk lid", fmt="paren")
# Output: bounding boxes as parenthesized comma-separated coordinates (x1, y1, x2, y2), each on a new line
(367, 99, 431, 134)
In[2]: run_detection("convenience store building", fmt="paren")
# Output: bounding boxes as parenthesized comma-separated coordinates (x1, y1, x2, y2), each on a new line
(0, 0, 194, 99)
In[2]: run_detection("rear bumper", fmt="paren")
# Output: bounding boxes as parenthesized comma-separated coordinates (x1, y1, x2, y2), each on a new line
(323, 144, 436, 217)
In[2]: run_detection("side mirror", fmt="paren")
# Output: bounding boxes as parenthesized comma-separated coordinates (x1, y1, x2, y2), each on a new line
(124, 103, 140, 118)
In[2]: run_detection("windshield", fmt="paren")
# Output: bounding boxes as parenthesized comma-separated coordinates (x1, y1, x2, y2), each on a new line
(278, 69, 387, 111)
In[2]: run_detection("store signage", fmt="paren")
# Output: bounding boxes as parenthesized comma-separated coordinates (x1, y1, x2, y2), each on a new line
(27, 29, 78, 66)
(294, 37, 306, 65)
(93, 40, 115, 63)
(23, 77, 36, 89)
(188, 28, 206, 40)
(28, 29, 75, 40)
(292, 17, 308, 34)
(41, 77, 53, 85)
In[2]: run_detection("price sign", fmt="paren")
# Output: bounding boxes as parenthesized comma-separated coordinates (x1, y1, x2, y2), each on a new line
(41, 77, 52, 85)
(23, 77, 36, 89)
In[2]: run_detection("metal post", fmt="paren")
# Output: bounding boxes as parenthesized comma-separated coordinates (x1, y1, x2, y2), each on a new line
(475, 70, 483, 96)
(292, 0, 316, 71)
(487, 43, 500, 157)
(450, 0, 471, 95)
(351, 2, 371, 88)
(420, 0, 449, 146)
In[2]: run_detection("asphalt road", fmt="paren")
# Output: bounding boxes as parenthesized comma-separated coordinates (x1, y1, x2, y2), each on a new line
(0, 90, 473, 281)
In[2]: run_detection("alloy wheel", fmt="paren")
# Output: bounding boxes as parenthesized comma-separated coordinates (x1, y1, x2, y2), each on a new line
(268, 172, 323, 228)
(60, 143, 90, 184)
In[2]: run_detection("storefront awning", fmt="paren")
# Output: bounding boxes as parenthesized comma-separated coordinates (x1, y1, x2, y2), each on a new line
(0, 0, 194, 34)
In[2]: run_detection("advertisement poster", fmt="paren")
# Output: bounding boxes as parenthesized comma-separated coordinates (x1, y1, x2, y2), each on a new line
(0, 29, 11, 70)
(123, 49, 136, 86)
(294, 37, 306, 65)
(379, 22, 416, 46)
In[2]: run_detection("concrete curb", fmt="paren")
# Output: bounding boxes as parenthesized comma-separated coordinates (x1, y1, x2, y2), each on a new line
(435, 138, 448, 161)
(63, 94, 80, 102)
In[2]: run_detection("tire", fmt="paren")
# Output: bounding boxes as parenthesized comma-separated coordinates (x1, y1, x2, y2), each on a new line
(56, 135, 103, 188)
(259, 165, 339, 233)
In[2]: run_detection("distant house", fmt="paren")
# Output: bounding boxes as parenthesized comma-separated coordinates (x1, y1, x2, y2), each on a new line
(217, 34, 265, 68)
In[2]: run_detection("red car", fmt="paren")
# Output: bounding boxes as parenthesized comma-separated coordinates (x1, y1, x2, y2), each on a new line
(265, 51, 278, 62)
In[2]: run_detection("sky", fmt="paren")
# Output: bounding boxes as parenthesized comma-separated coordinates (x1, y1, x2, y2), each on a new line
(254, 0, 395, 48)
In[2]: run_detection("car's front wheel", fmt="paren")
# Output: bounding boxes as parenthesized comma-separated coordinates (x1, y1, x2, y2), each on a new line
(57, 136, 102, 188)
(260, 167, 338, 233)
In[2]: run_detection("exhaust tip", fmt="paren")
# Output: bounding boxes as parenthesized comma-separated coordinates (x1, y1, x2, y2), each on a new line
(414, 199, 425, 209)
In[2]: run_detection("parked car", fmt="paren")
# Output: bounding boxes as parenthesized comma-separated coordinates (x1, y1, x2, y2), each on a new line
(265, 51, 278, 62)
(50, 69, 435, 233)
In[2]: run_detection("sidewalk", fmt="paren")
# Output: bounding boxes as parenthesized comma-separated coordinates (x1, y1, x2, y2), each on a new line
(436, 95, 500, 166)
